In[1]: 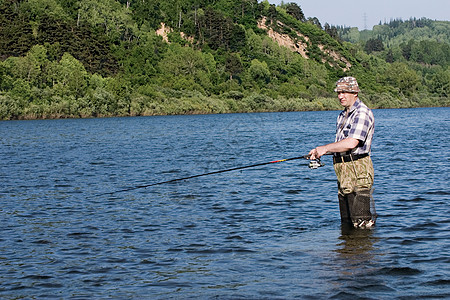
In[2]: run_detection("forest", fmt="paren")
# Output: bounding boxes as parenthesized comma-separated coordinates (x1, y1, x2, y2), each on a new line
(0, 0, 449, 120)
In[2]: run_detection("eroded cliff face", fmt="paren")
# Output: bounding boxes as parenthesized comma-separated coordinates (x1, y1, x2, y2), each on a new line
(155, 23, 171, 43)
(257, 17, 351, 71)
(317, 45, 352, 71)
(156, 23, 194, 43)
(257, 17, 309, 59)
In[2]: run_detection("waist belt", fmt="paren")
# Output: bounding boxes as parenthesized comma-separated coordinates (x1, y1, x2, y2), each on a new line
(333, 153, 369, 164)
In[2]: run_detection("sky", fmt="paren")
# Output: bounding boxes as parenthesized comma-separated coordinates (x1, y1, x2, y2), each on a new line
(267, 0, 449, 29)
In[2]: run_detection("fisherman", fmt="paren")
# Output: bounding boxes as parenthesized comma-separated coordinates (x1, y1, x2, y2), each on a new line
(308, 77, 376, 228)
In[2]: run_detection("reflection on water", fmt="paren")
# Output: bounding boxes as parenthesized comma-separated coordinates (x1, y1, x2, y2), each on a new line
(336, 225, 377, 273)
(329, 226, 395, 298)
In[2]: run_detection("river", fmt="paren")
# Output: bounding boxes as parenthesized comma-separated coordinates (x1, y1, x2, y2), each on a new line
(1, 107, 449, 298)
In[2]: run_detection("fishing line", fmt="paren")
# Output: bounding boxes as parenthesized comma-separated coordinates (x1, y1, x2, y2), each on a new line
(98, 154, 325, 196)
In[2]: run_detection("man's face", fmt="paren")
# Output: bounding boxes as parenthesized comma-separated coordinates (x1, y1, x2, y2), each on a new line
(337, 91, 358, 109)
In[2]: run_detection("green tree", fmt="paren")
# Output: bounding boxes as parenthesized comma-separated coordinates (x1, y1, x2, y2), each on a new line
(364, 38, 384, 54)
(5, 45, 49, 87)
(35, 17, 117, 75)
(157, 44, 213, 91)
(49, 52, 88, 98)
(115, 31, 166, 86)
(410, 40, 449, 66)
(248, 59, 270, 84)
(245, 28, 263, 58)
(307, 17, 322, 29)
(324, 23, 338, 39)
(427, 68, 450, 97)
(0, 1, 36, 59)
(200, 7, 246, 50)
(225, 52, 243, 80)
(385, 49, 394, 63)
(284, 2, 305, 22)
(129, 0, 163, 29)
(344, 27, 360, 43)
(78, 0, 136, 41)
(22, 0, 69, 23)
(384, 62, 421, 96)
(0, 94, 23, 120)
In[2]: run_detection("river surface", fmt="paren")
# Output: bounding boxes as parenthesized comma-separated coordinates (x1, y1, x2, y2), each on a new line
(1, 107, 449, 299)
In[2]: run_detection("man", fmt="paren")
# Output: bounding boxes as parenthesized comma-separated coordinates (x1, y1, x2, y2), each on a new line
(308, 77, 376, 228)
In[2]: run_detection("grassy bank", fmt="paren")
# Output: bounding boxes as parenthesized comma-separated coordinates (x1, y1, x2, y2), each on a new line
(1, 88, 448, 120)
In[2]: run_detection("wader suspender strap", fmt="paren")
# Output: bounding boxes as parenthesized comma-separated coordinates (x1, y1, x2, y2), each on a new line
(338, 109, 362, 188)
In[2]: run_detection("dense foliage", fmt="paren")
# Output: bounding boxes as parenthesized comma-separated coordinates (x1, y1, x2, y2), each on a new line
(0, 0, 448, 120)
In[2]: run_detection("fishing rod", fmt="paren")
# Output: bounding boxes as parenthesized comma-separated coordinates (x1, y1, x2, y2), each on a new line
(98, 154, 325, 196)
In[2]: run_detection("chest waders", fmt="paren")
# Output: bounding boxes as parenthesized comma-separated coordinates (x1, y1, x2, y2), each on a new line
(333, 155, 376, 228)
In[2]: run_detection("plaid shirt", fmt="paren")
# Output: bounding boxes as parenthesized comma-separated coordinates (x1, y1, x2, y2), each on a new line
(335, 98, 374, 156)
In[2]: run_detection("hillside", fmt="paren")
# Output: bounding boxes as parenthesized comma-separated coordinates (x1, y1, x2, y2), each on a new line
(338, 18, 450, 65)
(0, 0, 448, 120)
(339, 18, 450, 46)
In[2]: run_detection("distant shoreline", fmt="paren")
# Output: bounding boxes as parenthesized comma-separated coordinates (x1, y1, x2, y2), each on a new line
(2, 95, 448, 121)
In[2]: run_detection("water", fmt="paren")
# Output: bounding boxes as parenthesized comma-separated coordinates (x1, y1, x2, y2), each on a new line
(1, 108, 449, 299)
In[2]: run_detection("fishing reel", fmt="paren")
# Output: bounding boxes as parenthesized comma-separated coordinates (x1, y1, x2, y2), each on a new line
(308, 159, 325, 169)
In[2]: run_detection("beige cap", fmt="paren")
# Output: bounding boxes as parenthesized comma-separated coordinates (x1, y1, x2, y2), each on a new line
(334, 77, 360, 93)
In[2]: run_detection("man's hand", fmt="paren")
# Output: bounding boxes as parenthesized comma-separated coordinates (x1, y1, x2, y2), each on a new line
(308, 145, 328, 160)
(308, 137, 359, 160)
